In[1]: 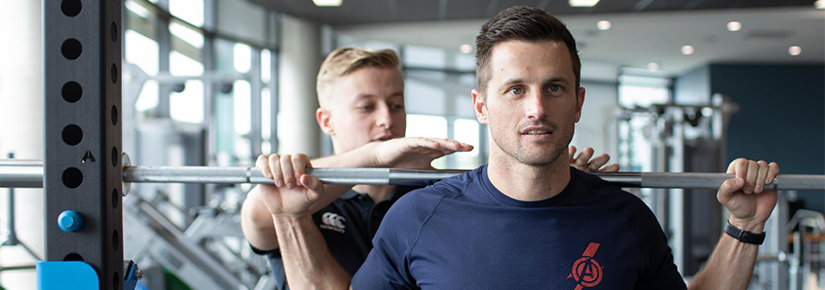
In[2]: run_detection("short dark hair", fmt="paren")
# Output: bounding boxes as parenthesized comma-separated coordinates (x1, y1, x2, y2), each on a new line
(475, 6, 581, 94)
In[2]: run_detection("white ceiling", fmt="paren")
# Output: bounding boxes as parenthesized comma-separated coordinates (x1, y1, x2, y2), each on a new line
(334, 6, 825, 79)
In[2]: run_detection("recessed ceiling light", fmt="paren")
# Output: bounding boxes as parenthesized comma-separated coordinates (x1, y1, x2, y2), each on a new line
(569, 0, 600, 7)
(681, 45, 694, 55)
(789, 46, 802, 56)
(727, 21, 742, 32)
(597, 20, 611, 30)
(648, 62, 660, 71)
(816, 0, 825, 9)
(313, 0, 342, 7)
(459, 44, 473, 54)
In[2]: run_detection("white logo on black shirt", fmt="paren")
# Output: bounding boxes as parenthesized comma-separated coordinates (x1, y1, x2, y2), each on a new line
(320, 212, 346, 234)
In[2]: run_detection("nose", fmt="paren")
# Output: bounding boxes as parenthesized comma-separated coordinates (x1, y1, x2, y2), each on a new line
(375, 103, 393, 129)
(524, 91, 547, 120)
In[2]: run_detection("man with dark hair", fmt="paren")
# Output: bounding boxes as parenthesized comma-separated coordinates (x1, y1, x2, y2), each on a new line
(244, 46, 617, 289)
(264, 6, 780, 290)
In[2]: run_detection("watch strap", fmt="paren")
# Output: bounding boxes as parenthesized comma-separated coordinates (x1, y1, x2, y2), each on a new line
(725, 220, 766, 245)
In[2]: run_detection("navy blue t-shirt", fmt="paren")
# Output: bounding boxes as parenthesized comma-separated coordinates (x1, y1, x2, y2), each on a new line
(352, 166, 687, 290)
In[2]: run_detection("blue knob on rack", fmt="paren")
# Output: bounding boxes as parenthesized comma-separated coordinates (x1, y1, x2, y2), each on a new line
(58, 210, 83, 232)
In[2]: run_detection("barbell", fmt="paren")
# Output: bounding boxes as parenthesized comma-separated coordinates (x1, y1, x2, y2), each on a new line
(1, 159, 823, 191)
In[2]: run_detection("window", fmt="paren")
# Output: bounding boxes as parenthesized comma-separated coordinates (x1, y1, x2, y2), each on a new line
(169, 0, 204, 27)
(125, 29, 160, 112)
(453, 119, 481, 169)
(406, 114, 448, 169)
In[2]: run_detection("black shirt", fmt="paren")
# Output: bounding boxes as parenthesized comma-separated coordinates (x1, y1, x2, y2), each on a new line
(252, 185, 424, 289)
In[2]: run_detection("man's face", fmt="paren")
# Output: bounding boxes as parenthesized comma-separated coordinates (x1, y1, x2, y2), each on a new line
(473, 40, 584, 167)
(320, 66, 406, 153)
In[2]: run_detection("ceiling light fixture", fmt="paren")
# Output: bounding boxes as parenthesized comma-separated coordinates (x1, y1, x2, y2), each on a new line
(681, 45, 694, 55)
(569, 0, 600, 7)
(727, 21, 742, 32)
(816, 0, 825, 9)
(459, 44, 473, 54)
(313, 0, 342, 7)
(789, 46, 802, 56)
(597, 20, 611, 30)
(648, 62, 660, 71)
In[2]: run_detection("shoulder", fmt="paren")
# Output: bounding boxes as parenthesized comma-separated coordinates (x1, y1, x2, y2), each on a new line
(382, 168, 480, 230)
(570, 168, 645, 207)
(571, 168, 661, 233)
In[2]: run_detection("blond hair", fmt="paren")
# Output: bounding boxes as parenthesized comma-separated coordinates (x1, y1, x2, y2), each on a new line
(316, 47, 402, 108)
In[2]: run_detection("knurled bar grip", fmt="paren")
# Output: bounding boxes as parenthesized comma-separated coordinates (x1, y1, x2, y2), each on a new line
(0, 161, 823, 191)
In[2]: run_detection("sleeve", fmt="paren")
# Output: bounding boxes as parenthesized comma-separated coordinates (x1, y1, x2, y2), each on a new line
(352, 190, 432, 290)
(629, 199, 688, 290)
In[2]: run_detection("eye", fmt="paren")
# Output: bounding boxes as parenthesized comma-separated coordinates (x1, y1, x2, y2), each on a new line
(391, 104, 404, 110)
(357, 105, 373, 111)
(509, 87, 524, 95)
(549, 85, 561, 92)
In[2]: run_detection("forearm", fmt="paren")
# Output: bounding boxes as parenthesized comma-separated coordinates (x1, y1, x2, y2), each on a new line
(688, 223, 762, 290)
(311, 143, 379, 168)
(274, 213, 351, 290)
(241, 188, 280, 251)
(306, 144, 381, 212)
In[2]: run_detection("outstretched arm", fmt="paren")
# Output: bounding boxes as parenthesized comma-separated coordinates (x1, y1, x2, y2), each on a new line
(688, 158, 779, 290)
(242, 137, 471, 251)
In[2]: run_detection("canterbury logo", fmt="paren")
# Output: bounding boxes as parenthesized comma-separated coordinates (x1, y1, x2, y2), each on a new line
(566, 242, 603, 290)
(319, 212, 346, 234)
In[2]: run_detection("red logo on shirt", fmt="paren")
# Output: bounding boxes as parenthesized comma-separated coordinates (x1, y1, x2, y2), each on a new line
(566, 242, 603, 290)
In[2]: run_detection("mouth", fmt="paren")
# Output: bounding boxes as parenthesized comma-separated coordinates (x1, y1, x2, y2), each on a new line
(521, 130, 553, 135)
(519, 126, 554, 136)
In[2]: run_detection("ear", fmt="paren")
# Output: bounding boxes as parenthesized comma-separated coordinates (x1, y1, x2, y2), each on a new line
(472, 89, 489, 125)
(317, 108, 335, 137)
(574, 87, 585, 123)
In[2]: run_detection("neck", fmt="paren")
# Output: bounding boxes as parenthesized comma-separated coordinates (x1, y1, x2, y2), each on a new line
(352, 184, 396, 203)
(486, 149, 571, 202)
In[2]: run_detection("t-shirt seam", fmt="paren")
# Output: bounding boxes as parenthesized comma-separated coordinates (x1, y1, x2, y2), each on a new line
(404, 194, 446, 271)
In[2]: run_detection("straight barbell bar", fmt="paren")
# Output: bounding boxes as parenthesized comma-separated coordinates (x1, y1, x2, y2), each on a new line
(0, 160, 823, 191)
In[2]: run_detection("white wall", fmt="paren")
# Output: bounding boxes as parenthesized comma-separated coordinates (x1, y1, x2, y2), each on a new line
(277, 15, 322, 157)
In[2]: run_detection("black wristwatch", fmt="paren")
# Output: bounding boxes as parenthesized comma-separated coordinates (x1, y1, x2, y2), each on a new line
(725, 220, 766, 245)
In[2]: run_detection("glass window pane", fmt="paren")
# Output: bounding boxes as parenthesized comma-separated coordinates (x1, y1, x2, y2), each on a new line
(618, 85, 669, 108)
(169, 21, 204, 49)
(454, 119, 479, 156)
(135, 80, 159, 112)
(169, 0, 204, 27)
(261, 49, 271, 83)
(454, 119, 480, 170)
(262, 88, 271, 140)
(125, 30, 159, 75)
(234, 43, 252, 73)
(170, 80, 204, 123)
(125, 0, 152, 18)
(169, 51, 204, 76)
(406, 114, 447, 138)
(406, 114, 448, 169)
(235, 138, 251, 159)
(234, 80, 251, 135)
